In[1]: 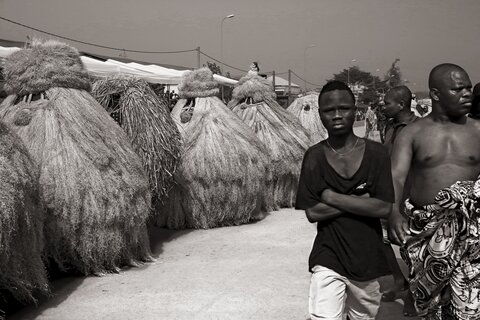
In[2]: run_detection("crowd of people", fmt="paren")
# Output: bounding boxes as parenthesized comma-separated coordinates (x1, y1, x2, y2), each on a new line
(297, 63, 480, 320)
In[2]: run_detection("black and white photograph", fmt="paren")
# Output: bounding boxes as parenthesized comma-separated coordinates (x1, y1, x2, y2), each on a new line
(0, 1, 479, 319)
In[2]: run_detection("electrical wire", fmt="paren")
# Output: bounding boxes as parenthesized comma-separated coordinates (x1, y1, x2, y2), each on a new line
(0, 16, 196, 54)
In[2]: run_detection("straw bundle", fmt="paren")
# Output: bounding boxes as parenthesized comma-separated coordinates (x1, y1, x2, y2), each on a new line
(161, 68, 270, 229)
(0, 39, 152, 275)
(229, 72, 311, 208)
(91, 76, 181, 212)
(287, 92, 328, 144)
(0, 121, 48, 304)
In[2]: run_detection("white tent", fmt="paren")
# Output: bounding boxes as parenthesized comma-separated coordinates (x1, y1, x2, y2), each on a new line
(0, 45, 237, 87)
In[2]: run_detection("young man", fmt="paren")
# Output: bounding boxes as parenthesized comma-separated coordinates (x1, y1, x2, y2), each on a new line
(389, 64, 480, 319)
(380, 86, 419, 316)
(296, 81, 394, 320)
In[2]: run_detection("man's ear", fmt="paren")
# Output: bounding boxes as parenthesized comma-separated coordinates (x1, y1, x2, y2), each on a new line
(430, 88, 440, 102)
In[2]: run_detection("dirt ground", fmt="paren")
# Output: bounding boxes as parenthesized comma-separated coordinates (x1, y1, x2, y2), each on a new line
(10, 208, 420, 320)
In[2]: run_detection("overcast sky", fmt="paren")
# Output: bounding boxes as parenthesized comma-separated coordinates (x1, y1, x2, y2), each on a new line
(1, 0, 479, 92)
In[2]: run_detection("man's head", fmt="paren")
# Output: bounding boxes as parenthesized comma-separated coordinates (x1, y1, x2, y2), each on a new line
(318, 81, 356, 135)
(428, 63, 472, 118)
(381, 86, 412, 119)
(471, 82, 480, 119)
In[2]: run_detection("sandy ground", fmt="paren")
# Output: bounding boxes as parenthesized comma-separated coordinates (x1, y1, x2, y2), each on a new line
(10, 209, 420, 320)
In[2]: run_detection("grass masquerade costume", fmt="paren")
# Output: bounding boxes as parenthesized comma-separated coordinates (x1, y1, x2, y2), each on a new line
(287, 92, 328, 145)
(91, 76, 181, 218)
(163, 68, 270, 229)
(228, 71, 311, 209)
(0, 121, 48, 306)
(0, 39, 152, 275)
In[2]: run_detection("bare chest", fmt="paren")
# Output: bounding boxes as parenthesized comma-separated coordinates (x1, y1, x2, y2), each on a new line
(413, 128, 480, 167)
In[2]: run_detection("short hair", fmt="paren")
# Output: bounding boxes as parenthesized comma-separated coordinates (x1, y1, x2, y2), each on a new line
(428, 63, 466, 89)
(318, 81, 355, 106)
(386, 85, 412, 109)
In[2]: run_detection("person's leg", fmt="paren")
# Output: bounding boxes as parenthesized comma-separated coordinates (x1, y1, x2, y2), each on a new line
(309, 265, 347, 320)
(379, 219, 409, 301)
(344, 278, 381, 320)
(381, 245, 408, 299)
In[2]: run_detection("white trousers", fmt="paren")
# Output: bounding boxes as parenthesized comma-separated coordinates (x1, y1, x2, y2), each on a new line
(309, 266, 381, 320)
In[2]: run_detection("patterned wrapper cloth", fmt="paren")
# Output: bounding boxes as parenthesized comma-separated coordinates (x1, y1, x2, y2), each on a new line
(401, 177, 480, 319)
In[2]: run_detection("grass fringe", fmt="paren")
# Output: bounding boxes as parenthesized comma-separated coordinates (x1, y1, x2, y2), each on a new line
(91, 76, 182, 213)
(0, 88, 153, 275)
(229, 74, 311, 208)
(287, 92, 328, 144)
(160, 96, 270, 229)
(0, 121, 48, 304)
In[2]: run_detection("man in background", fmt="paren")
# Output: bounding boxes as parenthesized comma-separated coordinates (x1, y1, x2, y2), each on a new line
(380, 86, 419, 316)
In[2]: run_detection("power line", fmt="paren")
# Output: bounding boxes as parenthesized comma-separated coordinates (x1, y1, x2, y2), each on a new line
(198, 50, 248, 73)
(0, 16, 196, 54)
(290, 70, 322, 87)
(0, 15, 315, 84)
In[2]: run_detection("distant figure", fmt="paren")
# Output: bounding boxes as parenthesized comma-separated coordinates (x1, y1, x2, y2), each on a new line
(410, 94, 421, 117)
(248, 61, 260, 75)
(472, 82, 480, 119)
(364, 105, 377, 140)
(296, 81, 394, 320)
(389, 64, 480, 318)
(374, 104, 387, 143)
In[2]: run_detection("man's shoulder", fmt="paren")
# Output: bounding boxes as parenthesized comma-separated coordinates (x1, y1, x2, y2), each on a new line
(467, 116, 480, 129)
(399, 116, 429, 135)
(306, 141, 325, 155)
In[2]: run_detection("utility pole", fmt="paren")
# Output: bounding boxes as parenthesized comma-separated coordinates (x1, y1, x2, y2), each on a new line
(196, 47, 201, 69)
(288, 69, 292, 106)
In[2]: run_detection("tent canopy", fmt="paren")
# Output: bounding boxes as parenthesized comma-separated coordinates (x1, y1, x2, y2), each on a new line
(0, 45, 237, 86)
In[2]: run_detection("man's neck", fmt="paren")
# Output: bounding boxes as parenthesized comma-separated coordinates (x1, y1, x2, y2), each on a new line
(327, 131, 357, 148)
(430, 106, 467, 124)
(393, 110, 415, 124)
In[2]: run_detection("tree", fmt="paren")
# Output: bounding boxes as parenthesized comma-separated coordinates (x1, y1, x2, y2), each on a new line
(385, 58, 402, 88)
(329, 66, 385, 105)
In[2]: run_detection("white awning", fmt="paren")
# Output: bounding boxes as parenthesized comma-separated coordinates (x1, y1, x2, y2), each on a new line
(0, 45, 238, 86)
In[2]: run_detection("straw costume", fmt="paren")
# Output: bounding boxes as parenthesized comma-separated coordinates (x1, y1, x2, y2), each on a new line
(91, 76, 181, 215)
(0, 121, 48, 305)
(228, 69, 311, 209)
(401, 176, 480, 319)
(287, 92, 328, 145)
(0, 39, 152, 275)
(163, 67, 270, 229)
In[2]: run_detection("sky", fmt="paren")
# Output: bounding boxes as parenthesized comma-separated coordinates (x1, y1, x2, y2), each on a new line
(1, 0, 480, 92)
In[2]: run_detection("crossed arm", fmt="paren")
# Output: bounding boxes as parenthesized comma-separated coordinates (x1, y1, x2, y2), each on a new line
(305, 189, 392, 223)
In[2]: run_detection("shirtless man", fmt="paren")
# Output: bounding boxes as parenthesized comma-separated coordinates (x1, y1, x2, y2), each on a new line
(389, 64, 480, 319)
